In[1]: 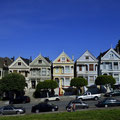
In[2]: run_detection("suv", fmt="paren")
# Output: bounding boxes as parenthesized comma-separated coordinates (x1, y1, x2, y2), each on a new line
(9, 96, 30, 104)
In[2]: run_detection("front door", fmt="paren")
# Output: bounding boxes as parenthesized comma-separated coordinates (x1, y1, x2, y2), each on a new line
(31, 80, 36, 89)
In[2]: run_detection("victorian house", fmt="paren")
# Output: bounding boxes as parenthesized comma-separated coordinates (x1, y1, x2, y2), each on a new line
(9, 57, 30, 88)
(100, 48, 120, 84)
(29, 54, 51, 89)
(76, 50, 98, 86)
(0, 57, 13, 79)
(53, 51, 74, 95)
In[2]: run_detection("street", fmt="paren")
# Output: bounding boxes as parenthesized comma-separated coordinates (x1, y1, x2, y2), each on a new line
(1, 95, 120, 114)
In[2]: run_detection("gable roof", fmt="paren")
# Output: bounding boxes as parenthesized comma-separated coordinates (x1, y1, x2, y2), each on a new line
(53, 51, 74, 63)
(77, 50, 98, 62)
(100, 48, 120, 60)
(30, 54, 51, 66)
(97, 49, 110, 59)
(0, 57, 13, 68)
(20, 57, 31, 65)
(9, 57, 30, 68)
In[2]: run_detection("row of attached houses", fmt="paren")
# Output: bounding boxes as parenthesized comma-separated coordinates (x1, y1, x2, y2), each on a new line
(0, 48, 120, 94)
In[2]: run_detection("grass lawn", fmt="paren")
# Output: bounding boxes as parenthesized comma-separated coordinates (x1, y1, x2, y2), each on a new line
(0, 108, 120, 120)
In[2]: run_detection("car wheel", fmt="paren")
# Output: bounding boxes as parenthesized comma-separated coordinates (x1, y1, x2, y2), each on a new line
(56, 98, 60, 101)
(94, 97, 98, 100)
(84, 106, 89, 109)
(17, 111, 21, 115)
(109, 94, 112, 97)
(45, 99, 49, 102)
(52, 108, 55, 112)
(105, 104, 108, 108)
(79, 98, 82, 101)
(23, 101, 26, 104)
(36, 109, 39, 113)
(0, 112, 3, 116)
(67, 108, 72, 112)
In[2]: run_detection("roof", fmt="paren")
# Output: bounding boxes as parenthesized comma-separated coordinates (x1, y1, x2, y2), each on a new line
(0, 57, 13, 68)
(97, 49, 110, 59)
(44, 57, 51, 63)
(20, 57, 31, 65)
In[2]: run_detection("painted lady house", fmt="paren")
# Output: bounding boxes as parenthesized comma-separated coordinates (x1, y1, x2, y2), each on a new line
(29, 54, 52, 89)
(9, 57, 31, 88)
(53, 51, 74, 95)
(76, 50, 98, 86)
(99, 48, 120, 84)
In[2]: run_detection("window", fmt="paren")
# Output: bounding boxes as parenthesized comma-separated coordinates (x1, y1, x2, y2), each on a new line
(55, 68, 59, 73)
(110, 54, 114, 59)
(85, 56, 89, 60)
(114, 62, 118, 70)
(38, 60, 42, 64)
(25, 72, 28, 77)
(42, 68, 46, 76)
(79, 65, 82, 71)
(13, 70, 17, 73)
(18, 62, 21, 66)
(89, 64, 94, 71)
(89, 76, 94, 83)
(32, 70, 36, 76)
(61, 57, 65, 62)
(62, 68, 64, 73)
(65, 78, 70, 86)
(65, 66, 70, 73)
(0, 70, 1, 77)
(114, 74, 119, 77)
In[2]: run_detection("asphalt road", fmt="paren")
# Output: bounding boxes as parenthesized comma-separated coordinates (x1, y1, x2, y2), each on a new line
(1, 95, 120, 114)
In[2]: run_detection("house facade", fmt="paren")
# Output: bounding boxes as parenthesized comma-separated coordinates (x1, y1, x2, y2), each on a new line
(76, 50, 98, 86)
(100, 48, 120, 84)
(53, 52, 74, 94)
(9, 57, 30, 88)
(0, 57, 13, 79)
(29, 54, 51, 89)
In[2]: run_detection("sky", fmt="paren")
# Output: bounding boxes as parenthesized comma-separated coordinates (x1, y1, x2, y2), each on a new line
(0, 0, 120, 61)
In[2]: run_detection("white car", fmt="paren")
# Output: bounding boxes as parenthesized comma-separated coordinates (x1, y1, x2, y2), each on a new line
(44, 95, 60, 102)
(76, 92, 101, 101)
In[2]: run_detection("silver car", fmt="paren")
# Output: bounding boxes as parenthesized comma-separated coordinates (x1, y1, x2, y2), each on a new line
(0, 105, 25, 115)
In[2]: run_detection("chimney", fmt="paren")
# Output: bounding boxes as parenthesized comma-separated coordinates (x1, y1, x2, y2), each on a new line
(11, 56, 15, 62)
(29, 56, 32, 63)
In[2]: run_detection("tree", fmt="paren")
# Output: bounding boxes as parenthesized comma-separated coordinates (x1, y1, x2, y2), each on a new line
(0, 73, 26, 99)
(70, 77, 88, 94)
(34, 80, 58, 98)
(115, 40, 120, 53)
(95, 75, 116, 86)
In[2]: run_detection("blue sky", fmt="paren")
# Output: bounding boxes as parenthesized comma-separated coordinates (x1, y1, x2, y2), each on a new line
(0, 0, 120, 61)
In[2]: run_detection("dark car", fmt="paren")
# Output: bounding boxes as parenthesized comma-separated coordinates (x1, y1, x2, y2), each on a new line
(9, 96, 30, 104)
(96, 98, 120, 108)
(31, 102, 58, 113)
(104, 90, 120, 97)
(66, 99, 89, 112)
(0, 105, 25, 115)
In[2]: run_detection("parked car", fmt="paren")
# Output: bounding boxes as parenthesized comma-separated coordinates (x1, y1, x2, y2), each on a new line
(76, 92, 101, 101)
(96, 98, 120, 108)
(9, 96, 30, 104)
(0, 105, 25, 115)
(104, 90, 120, 97)
(31, 102, 58, 113)
(44, 95, 60, 102)
(66, 99, 89, 112)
